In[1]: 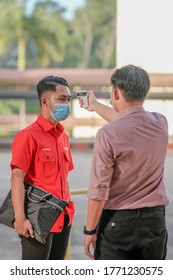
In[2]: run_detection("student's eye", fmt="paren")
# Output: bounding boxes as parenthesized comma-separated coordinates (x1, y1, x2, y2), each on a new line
(57, 97, 71, 102)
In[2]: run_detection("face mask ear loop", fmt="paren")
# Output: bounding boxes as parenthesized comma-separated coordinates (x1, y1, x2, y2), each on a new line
(47, 100, 55, 119)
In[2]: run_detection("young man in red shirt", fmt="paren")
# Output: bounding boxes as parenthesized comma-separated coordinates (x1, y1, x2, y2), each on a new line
(10, 76, 75, 260)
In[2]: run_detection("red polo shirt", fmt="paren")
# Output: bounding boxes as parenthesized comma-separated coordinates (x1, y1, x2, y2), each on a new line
(10, 114, 75, 232)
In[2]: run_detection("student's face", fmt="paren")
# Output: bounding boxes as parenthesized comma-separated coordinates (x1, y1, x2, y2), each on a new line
(48, 85, 71, 109)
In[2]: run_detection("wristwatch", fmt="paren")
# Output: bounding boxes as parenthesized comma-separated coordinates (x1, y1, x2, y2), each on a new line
(83, 225, 97, 235)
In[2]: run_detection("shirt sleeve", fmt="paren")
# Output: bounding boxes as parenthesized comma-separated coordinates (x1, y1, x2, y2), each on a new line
(10, 130, 36, 173)
(88, 128, 115, 201)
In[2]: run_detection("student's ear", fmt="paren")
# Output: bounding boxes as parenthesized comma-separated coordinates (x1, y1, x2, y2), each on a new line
(112, 88, 120, 101)
(41, 97, 48, 107)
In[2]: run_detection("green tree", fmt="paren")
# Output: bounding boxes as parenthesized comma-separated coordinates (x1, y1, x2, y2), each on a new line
(0, 0, 68, 69)
(0, 0, 117, 69)
(64, 0, 117, 68)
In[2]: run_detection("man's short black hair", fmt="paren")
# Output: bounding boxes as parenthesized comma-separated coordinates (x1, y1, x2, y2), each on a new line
(37, 75, 69, 103)
(111, 65, 150, 102)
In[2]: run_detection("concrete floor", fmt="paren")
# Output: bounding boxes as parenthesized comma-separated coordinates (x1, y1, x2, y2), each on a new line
(0, 149, 172, 260)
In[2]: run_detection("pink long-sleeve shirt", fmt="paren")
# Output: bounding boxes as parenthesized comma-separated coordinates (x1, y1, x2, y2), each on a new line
(88, 105, 169, 209)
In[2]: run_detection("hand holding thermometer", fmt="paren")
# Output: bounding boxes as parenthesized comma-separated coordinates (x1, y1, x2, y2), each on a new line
(77, 90, 89, 109)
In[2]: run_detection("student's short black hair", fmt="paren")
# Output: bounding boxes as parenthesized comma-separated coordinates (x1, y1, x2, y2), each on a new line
(37, 75, 69, 103)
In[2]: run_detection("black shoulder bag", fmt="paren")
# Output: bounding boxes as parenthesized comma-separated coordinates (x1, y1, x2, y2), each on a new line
(0, 182, 69, 244)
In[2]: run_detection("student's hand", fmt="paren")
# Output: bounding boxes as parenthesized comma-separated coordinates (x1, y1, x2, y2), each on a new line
(14, 218, 34, 238)
(84, 234, 97, 259)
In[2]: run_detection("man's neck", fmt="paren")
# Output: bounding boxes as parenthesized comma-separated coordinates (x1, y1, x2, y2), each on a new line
(118, 100, 143, 112)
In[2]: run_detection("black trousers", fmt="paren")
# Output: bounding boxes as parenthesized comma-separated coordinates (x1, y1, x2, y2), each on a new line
(95, 206, 168, 260)
(19, 215, 71, 260)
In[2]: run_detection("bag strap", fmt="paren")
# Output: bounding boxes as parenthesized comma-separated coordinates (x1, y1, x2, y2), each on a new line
(27, 186, 52, 203)
(26, 185, 64, 212)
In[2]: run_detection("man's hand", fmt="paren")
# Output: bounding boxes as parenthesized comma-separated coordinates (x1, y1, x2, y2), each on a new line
(78, 90, 117, 122)
(84, 234, 97, 260)
(14, 218, 34, 238)
(78, 90, 98, 112)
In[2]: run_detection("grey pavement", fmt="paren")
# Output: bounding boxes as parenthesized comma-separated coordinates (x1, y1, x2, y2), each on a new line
(0, 148, 172, 260)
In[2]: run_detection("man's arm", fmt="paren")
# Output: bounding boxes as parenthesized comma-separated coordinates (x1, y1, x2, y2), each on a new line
(84, 198, 106, 259)
(78, 90, 117, 122)
(11, 167, 34, 238)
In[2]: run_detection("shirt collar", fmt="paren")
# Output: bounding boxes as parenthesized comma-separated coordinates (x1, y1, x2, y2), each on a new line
(36, 114, 64, 135)
(113, 105, 145, 121)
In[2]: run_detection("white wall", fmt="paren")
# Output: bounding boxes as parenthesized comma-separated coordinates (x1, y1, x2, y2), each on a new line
(117, 0, 173, 73)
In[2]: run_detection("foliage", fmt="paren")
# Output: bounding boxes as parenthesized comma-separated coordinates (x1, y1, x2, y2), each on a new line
(0, 0, 117, 69)
(67, 0, 116, 68)
(0, 0, 68, 69)
(0, 100, 19, 114)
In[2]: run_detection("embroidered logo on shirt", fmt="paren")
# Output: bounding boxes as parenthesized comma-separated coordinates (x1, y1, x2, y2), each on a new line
(64, 147, 69, 151)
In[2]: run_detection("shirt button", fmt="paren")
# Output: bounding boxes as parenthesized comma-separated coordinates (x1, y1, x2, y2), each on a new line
(111, 222, 116, 228)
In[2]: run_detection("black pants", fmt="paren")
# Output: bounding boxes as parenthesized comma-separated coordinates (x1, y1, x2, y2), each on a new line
(95, 206, 168, 260)
(19, 215, 71, 260)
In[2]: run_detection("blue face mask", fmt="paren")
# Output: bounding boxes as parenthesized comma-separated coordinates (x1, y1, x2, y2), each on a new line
(50, 104, 70, 121)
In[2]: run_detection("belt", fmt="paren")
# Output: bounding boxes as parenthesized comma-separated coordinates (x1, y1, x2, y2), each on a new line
(104, 205, 165, 216)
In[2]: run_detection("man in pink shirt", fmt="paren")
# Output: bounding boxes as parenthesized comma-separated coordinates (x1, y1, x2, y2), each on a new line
(82, 65, 169, 260)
